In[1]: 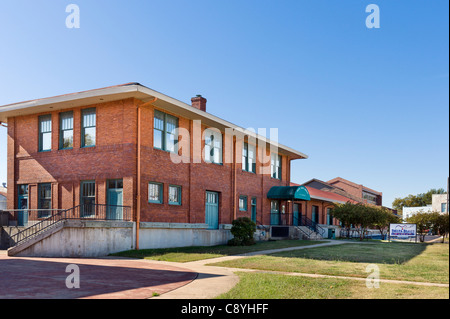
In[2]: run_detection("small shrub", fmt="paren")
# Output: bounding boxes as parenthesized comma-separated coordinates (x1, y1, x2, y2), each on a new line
(228, 217, 256, 246)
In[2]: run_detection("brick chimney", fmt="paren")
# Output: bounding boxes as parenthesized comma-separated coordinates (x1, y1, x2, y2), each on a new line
(191, 95, 207, 112)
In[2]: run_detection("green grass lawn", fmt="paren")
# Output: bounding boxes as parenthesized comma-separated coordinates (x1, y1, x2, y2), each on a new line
(217, 272, 449, 299)
(110, 240, 327, 263)
(210, 242, 449, 284)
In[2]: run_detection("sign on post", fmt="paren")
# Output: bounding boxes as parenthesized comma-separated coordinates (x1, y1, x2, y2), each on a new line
(389, 224, 417, 243)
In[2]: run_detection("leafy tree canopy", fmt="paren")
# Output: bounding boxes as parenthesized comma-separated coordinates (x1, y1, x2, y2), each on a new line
(392, 188, 446, 212)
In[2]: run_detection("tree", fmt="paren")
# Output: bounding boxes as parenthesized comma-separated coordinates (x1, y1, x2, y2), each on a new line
(430, 212, 449, 243)
(332, 202, 396, 241)
(370, 207, 401, 240)
(332, 202, 361, 239)
(407, 212, 433, 242)
(393, 188, 447, 213)
(392, 195, 424, 212)
(421, 189, 446, 205)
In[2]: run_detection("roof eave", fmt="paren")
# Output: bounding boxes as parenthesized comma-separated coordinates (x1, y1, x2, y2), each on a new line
(0, 83, 309, 159)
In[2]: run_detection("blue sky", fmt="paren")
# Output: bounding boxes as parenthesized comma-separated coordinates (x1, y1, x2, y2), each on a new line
(0, 0, 448, 208)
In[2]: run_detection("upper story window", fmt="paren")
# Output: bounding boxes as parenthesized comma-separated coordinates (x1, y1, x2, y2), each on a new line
(154, 110, 179, 153)
(39, 115, 52, 152)
(81, 108, 96, 147)
(442, 203, 447, 213)
(363, 192, 378, 205)
(242, 143, 256, 173)
(271, 153, 282, 180)
(204, 129, 222, 164)
(59, 111, 74, 150)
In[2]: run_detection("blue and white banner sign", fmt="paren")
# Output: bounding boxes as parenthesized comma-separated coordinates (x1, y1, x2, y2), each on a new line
(389, 223, 417, 239)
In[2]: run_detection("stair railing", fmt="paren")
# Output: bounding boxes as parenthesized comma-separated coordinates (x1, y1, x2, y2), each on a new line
(9, 204, 131, 248)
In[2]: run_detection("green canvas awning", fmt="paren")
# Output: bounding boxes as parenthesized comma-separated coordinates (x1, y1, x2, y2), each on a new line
(267, 186, 311, 201)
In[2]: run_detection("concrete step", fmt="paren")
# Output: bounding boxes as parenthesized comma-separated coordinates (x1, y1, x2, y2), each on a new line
(295, 226, 323, 240)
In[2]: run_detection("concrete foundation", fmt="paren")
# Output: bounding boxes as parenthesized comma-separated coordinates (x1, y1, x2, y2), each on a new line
(7, 220, 234, 258)
(139, 222, 233, 249)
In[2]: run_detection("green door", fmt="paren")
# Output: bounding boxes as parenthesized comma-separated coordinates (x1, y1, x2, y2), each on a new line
(205, 191, 219, 229)
(293, 203, 299, 226)
(270, 200, 280, 225)
(18, 185, 29, 227)
(251, 198, 257, 222)
(107, 179, 123, 220)
(312, 205, 319, 223)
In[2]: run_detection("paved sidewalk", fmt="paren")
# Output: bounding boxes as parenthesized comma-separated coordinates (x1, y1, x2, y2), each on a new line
(152, 239, 449, 299)
(3, 239, 447, 299)
(0, 253, 197, 299)
(153, 240, 349, 299)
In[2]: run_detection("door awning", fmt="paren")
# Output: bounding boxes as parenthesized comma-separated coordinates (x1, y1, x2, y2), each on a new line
(267, 186, 311, 201)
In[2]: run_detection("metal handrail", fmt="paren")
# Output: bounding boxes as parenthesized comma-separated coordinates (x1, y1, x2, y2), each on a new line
(293, 215, 325, 238)
(1, 209, 67, 227)
(10, 208, 69, 247)
(9, 204, 132, 247)
(255, 218, 269, 231)
(295, 224, 314, 238)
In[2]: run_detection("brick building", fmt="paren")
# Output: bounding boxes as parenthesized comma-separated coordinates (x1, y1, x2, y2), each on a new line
(0, 83, 310, 253)
(303, 177, 383, 206)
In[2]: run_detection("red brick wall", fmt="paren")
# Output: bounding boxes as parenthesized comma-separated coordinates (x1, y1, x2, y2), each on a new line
(138, 105, 290, 225)
(329, 178, 383, 206)
(7, 98, 292, 226)
(7, 98, 138, 213)
(329, 180, 362, 199)
(295, 199, 339, 226)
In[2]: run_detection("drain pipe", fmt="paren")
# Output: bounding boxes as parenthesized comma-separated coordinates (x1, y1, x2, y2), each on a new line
(136, 97, 158, 250)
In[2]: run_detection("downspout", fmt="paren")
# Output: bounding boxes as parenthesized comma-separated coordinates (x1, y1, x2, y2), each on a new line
(233, 136, 237, 220)
(136, 97, 158, 250)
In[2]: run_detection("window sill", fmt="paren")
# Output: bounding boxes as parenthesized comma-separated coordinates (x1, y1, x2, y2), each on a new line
(205, 161, 223, 166)
(153, 147, 178, 155)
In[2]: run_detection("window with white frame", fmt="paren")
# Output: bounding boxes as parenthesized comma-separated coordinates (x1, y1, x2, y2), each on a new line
(204, 129, 222, 164)
(39, 115, 52, 152)
(242, 143, 256, 173)
(59, 111, 74, 149)
(270, 153, 282, 180)
(81, 108, 96, 147)
(154, 110, 178, 153)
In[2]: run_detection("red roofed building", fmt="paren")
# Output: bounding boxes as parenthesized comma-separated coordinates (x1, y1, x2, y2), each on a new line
(290, 182, 356, 227)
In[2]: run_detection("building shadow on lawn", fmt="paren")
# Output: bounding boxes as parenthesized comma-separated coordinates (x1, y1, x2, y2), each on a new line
(270, 242, 429, 265)
(0, 257, 203, 299)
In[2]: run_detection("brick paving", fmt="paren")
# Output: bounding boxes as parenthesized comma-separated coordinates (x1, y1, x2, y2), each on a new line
(0, 252, 197, 299)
